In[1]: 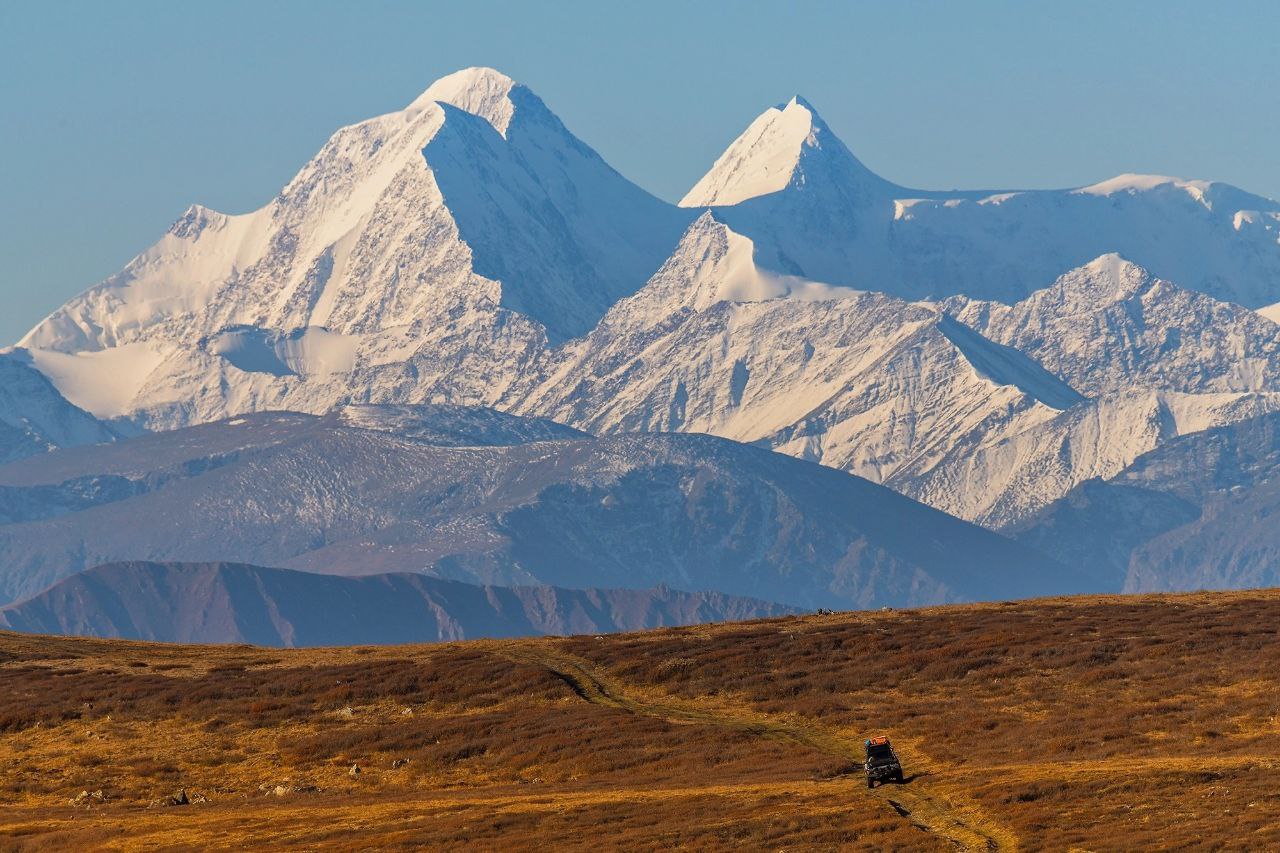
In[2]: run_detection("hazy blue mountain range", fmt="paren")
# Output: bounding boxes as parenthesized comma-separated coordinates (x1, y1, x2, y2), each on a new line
(0, 405, 1080, 610)
(0, 560, 798, 646)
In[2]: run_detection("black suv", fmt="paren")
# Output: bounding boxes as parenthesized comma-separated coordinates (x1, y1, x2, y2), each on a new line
(864, 736, 903, 788)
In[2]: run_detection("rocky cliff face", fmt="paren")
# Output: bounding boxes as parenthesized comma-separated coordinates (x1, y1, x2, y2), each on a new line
(947, 254, 1280, 397)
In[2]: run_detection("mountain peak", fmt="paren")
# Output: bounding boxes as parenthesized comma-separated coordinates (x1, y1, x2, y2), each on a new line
(784, 94, 817, 112)
(680, 95, 889, 208)
(1082, 251, 1145, 276)
(1019, 254, 1158, 312)
(406, 66, 521, 134)
(1076, 253, 1152, 294)
(680, 97, 822, 207)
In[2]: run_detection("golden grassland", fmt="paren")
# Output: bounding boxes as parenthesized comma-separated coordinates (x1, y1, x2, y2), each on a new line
(3, 590, 1280, 850)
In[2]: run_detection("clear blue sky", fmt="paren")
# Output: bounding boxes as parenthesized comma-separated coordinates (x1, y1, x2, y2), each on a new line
(3, 0, 1279, 344)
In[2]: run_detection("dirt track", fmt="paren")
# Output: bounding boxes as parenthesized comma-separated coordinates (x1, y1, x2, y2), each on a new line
(500, 644, 1018, 852)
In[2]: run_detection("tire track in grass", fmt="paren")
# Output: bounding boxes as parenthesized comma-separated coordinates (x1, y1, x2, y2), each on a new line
(497, 644, 1017, 852)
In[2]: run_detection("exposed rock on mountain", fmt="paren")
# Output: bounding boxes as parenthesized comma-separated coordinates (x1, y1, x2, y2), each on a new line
(948, 254, 1280, 396)
(510, 212, 1081, 491)
(904, 387, 1280, 527)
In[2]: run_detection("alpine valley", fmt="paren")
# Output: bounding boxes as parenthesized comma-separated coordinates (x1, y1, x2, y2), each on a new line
(4, 67, 1280, 639)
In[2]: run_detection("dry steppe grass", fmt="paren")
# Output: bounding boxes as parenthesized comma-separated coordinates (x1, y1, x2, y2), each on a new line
(2, 590, 1280, 850)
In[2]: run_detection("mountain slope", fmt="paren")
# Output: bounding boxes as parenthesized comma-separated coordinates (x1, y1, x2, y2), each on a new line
(903, 387, 1280, 527)
(17, 68, 690, 426)
(25, 67, 688, 350)
(0, 353, 117, 464)
(506, 217, 1280, 526)
(0, 561, 796, 645)
(1011, 410, 1280, 592)
(0, 406, 1078, 609)
(685, 98, 1280, 308)
(511, 213, 1081, 489)
(508, 216, 1276, 525)
(948, 254, 1280, 396)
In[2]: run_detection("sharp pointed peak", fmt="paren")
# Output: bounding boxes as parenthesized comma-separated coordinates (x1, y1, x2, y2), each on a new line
(778, 94, 819, 115)
(690, 208, 727, 228)
(680, 89, 896, 208)
(679, 98, 822, 207)
(405, 66, 526, 134)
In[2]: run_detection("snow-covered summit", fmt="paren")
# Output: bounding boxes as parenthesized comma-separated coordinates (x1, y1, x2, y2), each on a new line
(949, 252, 1280, 397)
(681, 95, 890, 207)
(405, 66, 521, 133)
(1074, 173, 1212, 200)
(681, 93, 1280, 307)
(20, 67, 691, 362)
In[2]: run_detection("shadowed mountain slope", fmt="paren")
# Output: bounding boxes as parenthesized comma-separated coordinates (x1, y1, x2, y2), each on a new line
(1011, 410, 1280, 592)
(0, 405, 1078, 609)
(0, 561, 796, 646)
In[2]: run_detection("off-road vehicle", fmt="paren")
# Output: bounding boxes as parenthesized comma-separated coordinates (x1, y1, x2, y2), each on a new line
(864, 735, 903, 788)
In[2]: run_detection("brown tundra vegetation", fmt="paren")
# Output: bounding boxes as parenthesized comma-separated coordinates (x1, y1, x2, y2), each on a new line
(2, 590, 1280, 851)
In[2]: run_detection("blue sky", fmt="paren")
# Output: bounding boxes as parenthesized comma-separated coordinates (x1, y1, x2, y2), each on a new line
(2, 0, 1278, 344)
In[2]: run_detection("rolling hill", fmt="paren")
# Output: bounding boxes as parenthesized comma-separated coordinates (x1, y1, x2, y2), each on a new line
(3, 590, 1279, 849)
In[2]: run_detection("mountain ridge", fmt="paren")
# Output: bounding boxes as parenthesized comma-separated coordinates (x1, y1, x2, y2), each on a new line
(8, 67, 1280, 583)
(685, 94, 1280, 307)
(1011, 409, 1280, 593)
(0, 560, 798, 646)
(0, 405, 1081, 609)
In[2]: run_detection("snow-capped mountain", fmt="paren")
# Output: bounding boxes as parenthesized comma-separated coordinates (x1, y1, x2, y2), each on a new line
(506, 215, 1280, 527)
(685, 96, 1280, 308)
(15, 67, 689, 426)
(11, 68, 1280, 565)
(509, 212, 1081, 488)
(948, 254, 1280, 396)
(0, 353, 118, 464)
(0, 406, 1078, 609)
(25, 68, 689, 350)
(905, 387, 1280, 527)
(1011, 410, 1280, 593)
